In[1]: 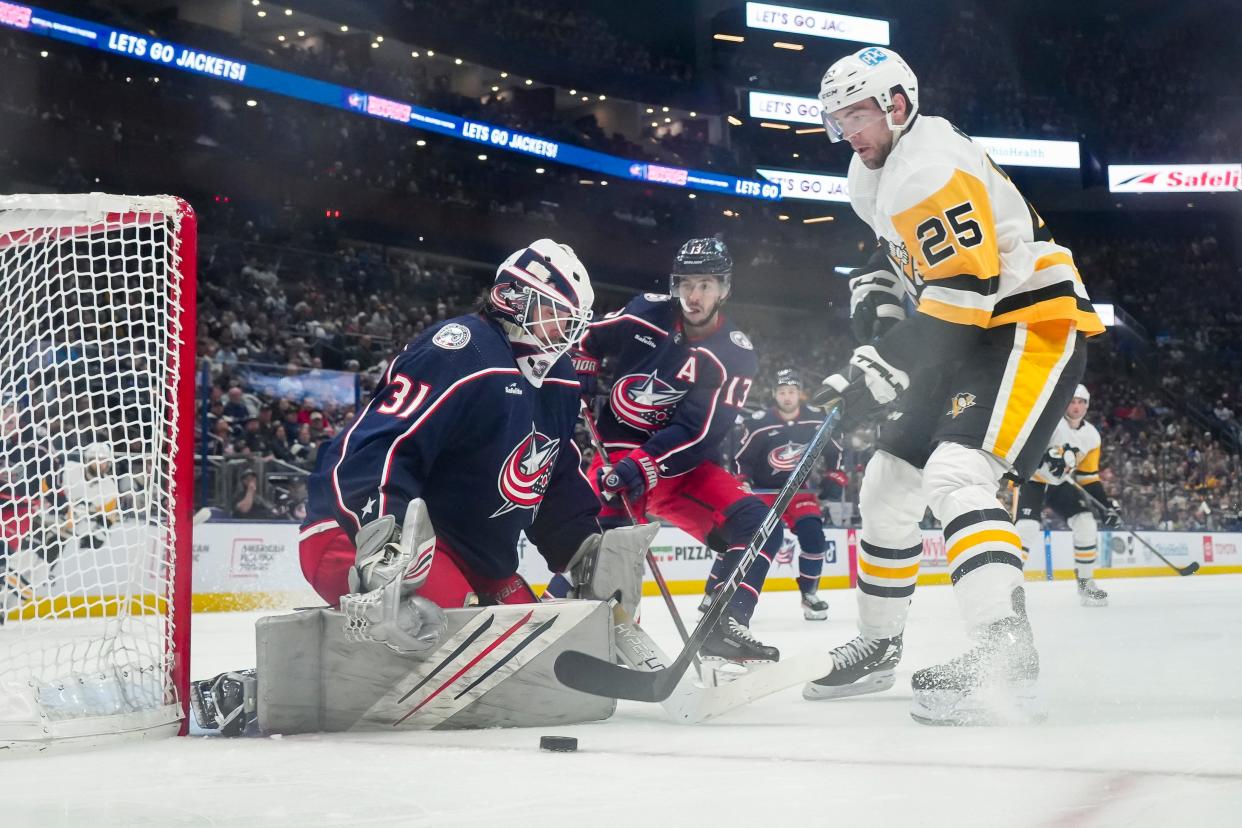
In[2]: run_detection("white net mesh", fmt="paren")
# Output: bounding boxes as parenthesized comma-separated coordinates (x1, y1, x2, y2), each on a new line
(0, 194, 191, 748)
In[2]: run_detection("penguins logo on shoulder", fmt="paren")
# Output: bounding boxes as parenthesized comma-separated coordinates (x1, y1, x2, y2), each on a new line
(730, 330, 754, 350)
(432, 323, 471, 350)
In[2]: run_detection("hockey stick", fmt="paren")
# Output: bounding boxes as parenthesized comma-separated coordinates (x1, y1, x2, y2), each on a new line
(577, 400, 694, 654)
(1067, 479, 1200, 576)
(554, 401, 842, 702)
(609, 598, 833, 724)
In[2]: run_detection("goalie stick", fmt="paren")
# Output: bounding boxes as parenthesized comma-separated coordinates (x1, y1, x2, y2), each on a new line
(577, 399, 694, 655)
(608, 599, 833, 724)
(555, 402, 842, 703)
(1068, 479, 1200, 576)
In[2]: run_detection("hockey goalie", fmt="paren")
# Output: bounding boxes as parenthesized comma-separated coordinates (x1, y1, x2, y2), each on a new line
(192, 239, 659, 736)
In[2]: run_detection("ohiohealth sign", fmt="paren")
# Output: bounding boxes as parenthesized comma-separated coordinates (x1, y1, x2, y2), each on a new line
(745, 2, 890, 45)
(1109, 164, 1242, 193)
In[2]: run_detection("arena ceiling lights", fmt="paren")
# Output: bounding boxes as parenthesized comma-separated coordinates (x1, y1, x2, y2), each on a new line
(745, 2, 890, 46)
(1108, 164, 1242, 193)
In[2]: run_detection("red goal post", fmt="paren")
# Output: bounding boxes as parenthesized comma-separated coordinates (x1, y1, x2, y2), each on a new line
(0, 193, 195, 749)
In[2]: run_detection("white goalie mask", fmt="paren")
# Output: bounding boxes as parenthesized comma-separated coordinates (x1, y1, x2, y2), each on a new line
(489, 239, 595, 387)
(818, 46, 919, 143)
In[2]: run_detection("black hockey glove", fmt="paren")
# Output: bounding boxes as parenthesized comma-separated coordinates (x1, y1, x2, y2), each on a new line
(1101, 499, 1122, 529)
(572, 350, 600, 398)
(597, 450, 659, 503)
(810, 345, 909, 431)
(848, 268, 906, 346)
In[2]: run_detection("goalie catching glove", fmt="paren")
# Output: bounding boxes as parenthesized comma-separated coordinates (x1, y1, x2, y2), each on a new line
(811, 345, 909, 431)
(340, 498, 448, 658)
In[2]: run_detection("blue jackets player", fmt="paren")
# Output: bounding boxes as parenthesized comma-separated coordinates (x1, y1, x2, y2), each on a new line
(734, 369, 832, 620)
(300, 239, 651, 621)
(550, 238, 784, 665)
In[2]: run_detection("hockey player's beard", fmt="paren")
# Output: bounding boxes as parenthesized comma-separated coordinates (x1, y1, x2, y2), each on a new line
(680, 298, 723, 335)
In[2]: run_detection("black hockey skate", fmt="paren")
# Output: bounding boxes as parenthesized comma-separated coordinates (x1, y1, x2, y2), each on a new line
(800, 590, 829, 621)
(1077, 577, 1108, 607)
(802, 634, 902, 700)
(697, 592, 713, 614)
(910, 616, 1045, 726)
(190, 669, 258, 737)
(700, 615, 779, 665)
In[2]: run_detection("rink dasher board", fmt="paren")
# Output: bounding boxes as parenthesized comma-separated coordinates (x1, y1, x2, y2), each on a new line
(178, 521, 1242, 613)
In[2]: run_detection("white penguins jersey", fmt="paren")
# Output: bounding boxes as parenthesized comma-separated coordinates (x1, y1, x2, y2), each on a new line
(62, 460, 121, 522)
(847, 115, 1104, 336)
(1031, 418, 1102, 486)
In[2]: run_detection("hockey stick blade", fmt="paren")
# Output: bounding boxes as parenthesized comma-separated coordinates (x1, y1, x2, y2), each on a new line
(1068, 479, 1201, 576)
(555, 403, 842, 703)
(554, 648, 681, 702)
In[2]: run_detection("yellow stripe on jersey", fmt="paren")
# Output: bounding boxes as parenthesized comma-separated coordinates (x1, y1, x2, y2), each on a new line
(984, 319, 1077, 463)
(891, 168, 1000, 284)
(888, 167, 1105, 337)
(990, 295, 1104, 334)
(1074, 445, 1101, 484)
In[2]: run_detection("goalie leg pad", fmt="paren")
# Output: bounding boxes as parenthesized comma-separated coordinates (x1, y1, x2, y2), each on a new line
(256, 601, 616, 733)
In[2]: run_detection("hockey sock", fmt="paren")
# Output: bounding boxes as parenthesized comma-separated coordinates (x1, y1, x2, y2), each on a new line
(703, 551, 730, 597)
(794, 517, 826, 594)
(541, 572, 573, 601)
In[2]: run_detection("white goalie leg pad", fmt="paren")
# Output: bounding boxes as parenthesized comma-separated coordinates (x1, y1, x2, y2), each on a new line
(340, 499, 447, 658)
(567, 522, 659, 618)
(856, 450, 926, 640)
(923, 442, 1024, 631)
(1067, 510, 1099, 578)
(256, 601, 616, 733)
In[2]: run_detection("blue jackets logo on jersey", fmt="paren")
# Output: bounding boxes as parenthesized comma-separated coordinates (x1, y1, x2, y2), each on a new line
(610, 371, 688, 431)
(767, 441, 807, 473)
(491, 425, 561, 517)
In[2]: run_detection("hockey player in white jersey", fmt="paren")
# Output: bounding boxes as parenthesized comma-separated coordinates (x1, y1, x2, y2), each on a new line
(803, 46, 1104, 724)
(1015, 385, 1118, 606)
(61, 443, 122, 550)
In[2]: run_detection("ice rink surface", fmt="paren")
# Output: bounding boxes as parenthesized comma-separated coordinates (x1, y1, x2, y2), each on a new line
(5, 575, 1241, 827)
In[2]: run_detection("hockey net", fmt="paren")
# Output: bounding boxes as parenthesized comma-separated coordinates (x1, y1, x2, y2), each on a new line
(0, 194, 195, 749)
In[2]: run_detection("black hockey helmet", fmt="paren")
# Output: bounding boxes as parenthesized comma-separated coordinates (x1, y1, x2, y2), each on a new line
(670, 238, 732, 294)
(775, 369, 801, 388)
(672, 238, 732, 277)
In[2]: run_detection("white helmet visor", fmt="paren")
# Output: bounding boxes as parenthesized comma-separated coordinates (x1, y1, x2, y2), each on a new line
(821, 103, 890, 143)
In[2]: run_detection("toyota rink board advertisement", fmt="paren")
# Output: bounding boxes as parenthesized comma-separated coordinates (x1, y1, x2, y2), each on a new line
(179, 521, 1242, 611)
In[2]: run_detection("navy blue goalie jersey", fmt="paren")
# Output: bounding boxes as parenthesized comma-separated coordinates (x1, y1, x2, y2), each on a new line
(305, 314, 600, 579)
(734, 406, 826, 491)
(580, 293, 758, 477)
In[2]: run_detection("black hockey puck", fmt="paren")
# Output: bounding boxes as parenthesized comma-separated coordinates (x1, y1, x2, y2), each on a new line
(539, 735, 578, 752)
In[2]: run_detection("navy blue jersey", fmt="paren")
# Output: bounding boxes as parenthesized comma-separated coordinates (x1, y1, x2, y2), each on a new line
(734, 406, 825, 491)
(580, 294, 757, 478)
(305, 314, 600, 579)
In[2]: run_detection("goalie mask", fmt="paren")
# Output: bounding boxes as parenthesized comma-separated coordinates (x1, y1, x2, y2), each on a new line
(489, 239, 594, 387)
(818, 46, 919, 143)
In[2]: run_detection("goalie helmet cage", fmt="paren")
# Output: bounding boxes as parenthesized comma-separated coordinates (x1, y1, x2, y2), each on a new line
(0, 193, 195, 750)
